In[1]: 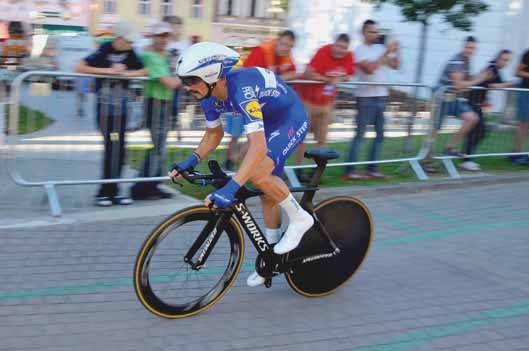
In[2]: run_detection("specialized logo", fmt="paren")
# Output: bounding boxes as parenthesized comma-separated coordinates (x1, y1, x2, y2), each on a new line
(234, 203, 268, 252)
(198, 228, 217, 263)
(241, 100, 263, 119)
(302, 252, 334, 264)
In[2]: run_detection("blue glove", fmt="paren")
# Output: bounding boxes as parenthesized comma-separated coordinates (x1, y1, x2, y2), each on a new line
(171, 152, 200, 174)
(208, 179, 241, 209)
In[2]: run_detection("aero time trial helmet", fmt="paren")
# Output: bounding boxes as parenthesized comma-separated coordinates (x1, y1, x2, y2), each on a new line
(176, 42, 240, 85)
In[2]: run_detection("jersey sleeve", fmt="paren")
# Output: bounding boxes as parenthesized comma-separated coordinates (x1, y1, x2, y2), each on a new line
(199, 98, 222, 129)
(229, 81, 264, 134)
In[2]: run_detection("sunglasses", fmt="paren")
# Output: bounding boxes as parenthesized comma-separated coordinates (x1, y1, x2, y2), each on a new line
(180, 76, 203, 87)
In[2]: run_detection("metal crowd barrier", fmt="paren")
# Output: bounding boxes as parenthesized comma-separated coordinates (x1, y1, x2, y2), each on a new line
(283, 81, 434, 187)
(431, 85, 529, 178)
(5, 71, 439, 216)
(14, 70, 526, 216)
(5, 71, 173, 216)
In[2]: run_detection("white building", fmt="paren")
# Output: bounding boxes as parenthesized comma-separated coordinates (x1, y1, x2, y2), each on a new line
(289, 0, 529, 86)
(213, 0, 288, 48)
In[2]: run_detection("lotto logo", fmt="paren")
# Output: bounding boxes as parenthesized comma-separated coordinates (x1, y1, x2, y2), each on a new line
(243, 101, 263, 119)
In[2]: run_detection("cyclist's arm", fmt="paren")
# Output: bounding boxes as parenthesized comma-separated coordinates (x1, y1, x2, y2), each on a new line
(194, 125, 224, 160)
(232, 131, 267, 185)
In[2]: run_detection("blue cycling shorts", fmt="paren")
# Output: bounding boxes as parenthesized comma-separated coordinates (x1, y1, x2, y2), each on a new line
(264, 101, 309, 176)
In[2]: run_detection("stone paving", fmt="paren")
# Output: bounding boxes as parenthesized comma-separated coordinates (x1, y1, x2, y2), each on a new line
(1, 180, 529, 350)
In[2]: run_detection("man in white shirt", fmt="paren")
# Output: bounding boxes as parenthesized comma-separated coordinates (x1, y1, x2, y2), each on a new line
(344, 20, 400, 180)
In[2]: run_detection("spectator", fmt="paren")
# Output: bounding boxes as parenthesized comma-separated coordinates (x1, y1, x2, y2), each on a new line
(462, 49, 514, 171)
(429, 36, 492, 165)
(513, 47, 529, 165)
(295, 33, 355, 182)
(224, 30, 298, 170)
(76, 21, 146, 207)
(130, 22, 182, 200)
(164, 15, 191, 139)
(344, 20, 400, 180)
(244, 30, 297, 80)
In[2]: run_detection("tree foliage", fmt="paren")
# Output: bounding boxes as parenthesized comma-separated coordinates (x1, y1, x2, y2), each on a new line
(372, 0, 488, 29)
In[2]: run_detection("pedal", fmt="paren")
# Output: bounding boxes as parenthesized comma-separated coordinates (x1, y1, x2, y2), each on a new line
(264, 278, 272, 288)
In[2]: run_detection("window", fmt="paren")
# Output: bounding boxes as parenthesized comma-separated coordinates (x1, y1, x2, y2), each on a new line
(160, 0, 172, 16)
(191, 0, 204, 18)
(227, 0, 233, 16)
(250, 0, 257, 17)
(138, 0, 150, 16)
(103, 0, 117, 14)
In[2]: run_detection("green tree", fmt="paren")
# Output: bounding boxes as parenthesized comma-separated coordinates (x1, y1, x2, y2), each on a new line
(371, 0, 489, 84)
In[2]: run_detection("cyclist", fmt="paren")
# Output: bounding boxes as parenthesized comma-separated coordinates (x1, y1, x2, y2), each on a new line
(169, 42, 314, 287)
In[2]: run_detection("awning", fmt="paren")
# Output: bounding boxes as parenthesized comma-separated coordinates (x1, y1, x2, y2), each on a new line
(40, 24, 86, 34)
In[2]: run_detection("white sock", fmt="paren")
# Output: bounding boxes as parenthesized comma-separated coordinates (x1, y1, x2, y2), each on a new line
(265, 227, 280, 244)
(279, 194, 307, 222)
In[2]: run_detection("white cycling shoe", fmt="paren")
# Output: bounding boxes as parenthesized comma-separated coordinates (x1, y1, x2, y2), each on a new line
(274, 214, 314, 255)
(246, 213, 314, 287)
(246, 271, 266, 287)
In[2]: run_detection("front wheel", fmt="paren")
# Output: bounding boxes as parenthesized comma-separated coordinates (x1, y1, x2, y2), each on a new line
(134, 206, 245, 319)
(285, 196, 373, 297)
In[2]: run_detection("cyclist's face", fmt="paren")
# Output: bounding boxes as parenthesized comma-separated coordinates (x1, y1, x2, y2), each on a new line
(182, 76, 208, 99)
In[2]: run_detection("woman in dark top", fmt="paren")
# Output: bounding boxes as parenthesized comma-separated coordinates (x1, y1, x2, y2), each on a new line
(461, 50, 513, 171)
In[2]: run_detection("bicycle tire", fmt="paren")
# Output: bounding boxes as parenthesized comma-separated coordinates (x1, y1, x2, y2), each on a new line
(134, 206, 245, 319)
(285, 196, 373, 297)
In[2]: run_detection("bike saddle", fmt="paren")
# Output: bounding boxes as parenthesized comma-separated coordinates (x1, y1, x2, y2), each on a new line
(304, 148, 340, 162)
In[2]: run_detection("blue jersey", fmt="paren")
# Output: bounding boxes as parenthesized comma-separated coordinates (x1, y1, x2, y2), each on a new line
(200, 67, 302, 134)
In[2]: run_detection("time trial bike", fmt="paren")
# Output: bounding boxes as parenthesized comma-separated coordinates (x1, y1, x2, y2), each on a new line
(134, 149, 373, 319)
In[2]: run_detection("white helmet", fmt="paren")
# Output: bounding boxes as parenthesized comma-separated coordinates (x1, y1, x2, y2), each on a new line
(176, 42, 240, 85)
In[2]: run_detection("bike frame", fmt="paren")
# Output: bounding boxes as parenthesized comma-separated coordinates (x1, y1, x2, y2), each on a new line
(183, 160, 341, 278)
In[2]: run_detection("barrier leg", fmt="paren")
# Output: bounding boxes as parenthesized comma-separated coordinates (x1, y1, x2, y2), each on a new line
(409, 160, 428, 180)
(284, 168, 301, 188)
(44, 184, 62, 217)
(441, 158, 461, 179)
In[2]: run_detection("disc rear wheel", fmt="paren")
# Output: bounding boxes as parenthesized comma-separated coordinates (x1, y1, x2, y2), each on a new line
(285, 197, 373, 297)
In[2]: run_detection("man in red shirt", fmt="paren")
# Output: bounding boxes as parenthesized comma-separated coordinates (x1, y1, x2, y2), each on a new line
(243, 30, 297, 80)
(296, 34, 355, 175)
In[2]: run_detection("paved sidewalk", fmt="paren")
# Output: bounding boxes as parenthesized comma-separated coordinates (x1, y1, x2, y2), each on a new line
(1, 180, 529, 350)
